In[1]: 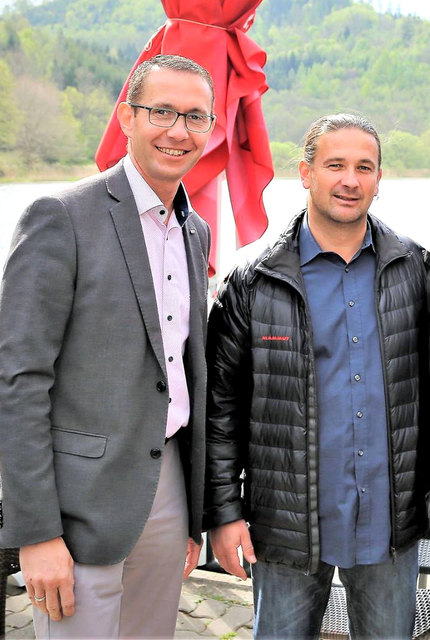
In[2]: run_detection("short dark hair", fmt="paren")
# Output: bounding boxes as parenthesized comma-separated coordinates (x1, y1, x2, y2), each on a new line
(126, 54, 214, 111)
(303, 113, 382, 168)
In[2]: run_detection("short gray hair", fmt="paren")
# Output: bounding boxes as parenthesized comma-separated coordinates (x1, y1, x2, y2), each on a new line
(126, 54, 214, 111)
(303, 113, 382, 168)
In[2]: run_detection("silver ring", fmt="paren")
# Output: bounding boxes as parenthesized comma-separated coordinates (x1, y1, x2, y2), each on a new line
(34, 594, 46, 603)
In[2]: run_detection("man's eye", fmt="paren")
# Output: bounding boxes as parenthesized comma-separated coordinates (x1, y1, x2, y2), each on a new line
(188, 113, 205, 122)
(153, 109, 171, 116)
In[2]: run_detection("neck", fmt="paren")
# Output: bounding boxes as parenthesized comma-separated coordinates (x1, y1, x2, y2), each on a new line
(129, 151, 177, 216)
(307, 212, 367, 263)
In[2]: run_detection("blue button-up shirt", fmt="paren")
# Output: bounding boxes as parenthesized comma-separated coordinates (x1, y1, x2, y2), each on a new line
(299, 214, 391, 568)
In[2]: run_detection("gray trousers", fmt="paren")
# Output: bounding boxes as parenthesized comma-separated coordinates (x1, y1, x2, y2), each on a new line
(33, 438, 188, 639)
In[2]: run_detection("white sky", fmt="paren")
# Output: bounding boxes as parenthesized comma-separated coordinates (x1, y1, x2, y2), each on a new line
(358, 0, 430, 19)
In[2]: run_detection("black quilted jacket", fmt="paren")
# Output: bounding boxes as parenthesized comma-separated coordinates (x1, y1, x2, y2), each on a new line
(204, 211, 430, 574)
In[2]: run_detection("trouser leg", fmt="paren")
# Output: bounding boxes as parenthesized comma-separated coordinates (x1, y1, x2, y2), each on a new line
(33, 438, 188, 639)
(119, 437, 188, 638)
(33, 562, 124, 639)
(340, 542, 419, 640)
(252, 559, 334, 639)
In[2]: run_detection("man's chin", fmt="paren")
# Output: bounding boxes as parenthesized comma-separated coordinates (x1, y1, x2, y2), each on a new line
(328, 208, 367, 224)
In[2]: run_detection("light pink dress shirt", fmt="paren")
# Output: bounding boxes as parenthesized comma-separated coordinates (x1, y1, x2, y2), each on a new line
(124, 154, 191, 438)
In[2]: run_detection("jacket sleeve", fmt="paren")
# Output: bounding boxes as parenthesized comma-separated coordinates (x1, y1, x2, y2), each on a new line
(421, 247, 430, 505)
(204, 266, 253, 530)
(0, 196, 76, 547)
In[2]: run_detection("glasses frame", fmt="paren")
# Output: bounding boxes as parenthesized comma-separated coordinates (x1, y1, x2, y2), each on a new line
(127, 102, 216, 133)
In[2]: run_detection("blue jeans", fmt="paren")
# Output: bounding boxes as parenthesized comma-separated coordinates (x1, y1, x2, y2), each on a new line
(252, 543, 418, 640)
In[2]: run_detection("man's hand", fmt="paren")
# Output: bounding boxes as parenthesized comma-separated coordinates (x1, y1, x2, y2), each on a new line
(183, 536, 203, 580)
(209, 519, 256, 580)
(20, 537, 75, 621)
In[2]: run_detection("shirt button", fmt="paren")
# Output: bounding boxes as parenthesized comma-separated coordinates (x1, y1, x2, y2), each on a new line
(150, 448, 162, 459)
(354, 374, 361, 381)
(345, 267, 350, 273)
(357, 411, 363, 418)
(168, 356, 173, 362)
(167, 275, 172, 280)
(361, 487, 366, 493)
(348, 300, 355, 307)
(169, 397, 172, 403)
(156, 380, 166, 392)
(167, 315, 173, 321)
(352, 336, 359, 343)
(159, 209, 166, 216)
(358, 449, 364, 456)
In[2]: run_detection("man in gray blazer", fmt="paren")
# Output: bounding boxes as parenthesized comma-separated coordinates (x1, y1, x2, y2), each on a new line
(0, 54, 215, 638)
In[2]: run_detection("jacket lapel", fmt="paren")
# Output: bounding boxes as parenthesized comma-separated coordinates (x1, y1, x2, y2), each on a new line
(106, 164, 166, 377)
(183, 219, 207, 334)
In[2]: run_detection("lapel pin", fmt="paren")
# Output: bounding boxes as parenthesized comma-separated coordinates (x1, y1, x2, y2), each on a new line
(190, 228, 196, 234)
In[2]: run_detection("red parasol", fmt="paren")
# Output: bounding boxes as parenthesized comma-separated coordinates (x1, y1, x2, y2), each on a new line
(95, 0, 273, 275)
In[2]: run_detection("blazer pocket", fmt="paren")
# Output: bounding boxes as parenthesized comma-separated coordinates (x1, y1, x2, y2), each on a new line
(52, 427, 107, 458)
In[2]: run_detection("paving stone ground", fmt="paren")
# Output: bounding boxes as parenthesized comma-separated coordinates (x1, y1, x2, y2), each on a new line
(177, 569, 253, 638)
(5, 569, 254, 640)
(9, 569, 430, 640)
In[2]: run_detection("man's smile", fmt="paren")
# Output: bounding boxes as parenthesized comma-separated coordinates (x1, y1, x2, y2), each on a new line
(333, 193, 360, 202)
(156, 146, 189, 156)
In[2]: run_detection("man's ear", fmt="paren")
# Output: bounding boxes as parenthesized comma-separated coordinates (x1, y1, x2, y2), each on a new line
(299, 160, 311, 189)
(117, 101, 134, 138)
(374, 168, 382, 196)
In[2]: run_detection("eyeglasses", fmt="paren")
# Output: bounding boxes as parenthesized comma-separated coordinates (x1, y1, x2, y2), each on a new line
(127, 103, 215, 133)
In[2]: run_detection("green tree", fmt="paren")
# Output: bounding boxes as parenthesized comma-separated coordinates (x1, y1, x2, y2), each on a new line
(15, 76, 85, 164)
(270, 141, 302, 174)
(1, 0, 429, 175)
(17, 26, 53, 77)
(0, 59, 21, 149)
(63, 85, 112, 159)
(382, 130, 428, 172)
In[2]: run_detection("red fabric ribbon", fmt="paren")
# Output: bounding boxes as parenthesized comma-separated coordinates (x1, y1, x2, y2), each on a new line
(95, 0, 274, 275)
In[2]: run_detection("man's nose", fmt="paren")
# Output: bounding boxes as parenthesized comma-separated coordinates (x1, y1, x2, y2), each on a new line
(342, 168, 360, 188)
(166, 114, 189, 140)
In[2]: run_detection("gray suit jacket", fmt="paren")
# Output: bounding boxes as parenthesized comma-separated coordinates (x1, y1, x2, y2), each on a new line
(0, 161, 210, 565)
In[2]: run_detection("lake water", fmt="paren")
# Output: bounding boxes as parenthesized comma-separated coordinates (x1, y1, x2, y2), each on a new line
(0, 178, 429, 279)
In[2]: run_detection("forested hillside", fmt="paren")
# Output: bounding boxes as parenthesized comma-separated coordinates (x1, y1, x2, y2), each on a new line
(1, 0, 429, 177)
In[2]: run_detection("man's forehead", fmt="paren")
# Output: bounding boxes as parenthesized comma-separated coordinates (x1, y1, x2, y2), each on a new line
(143, 67, 208, 88)
(316, 129, 379, 159)
(139, 67, 213, 104)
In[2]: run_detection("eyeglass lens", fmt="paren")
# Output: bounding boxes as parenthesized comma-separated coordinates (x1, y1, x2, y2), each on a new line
(149, 108, 211, 132)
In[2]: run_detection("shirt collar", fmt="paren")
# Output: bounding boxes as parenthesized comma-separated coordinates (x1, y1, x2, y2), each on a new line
(123, 153, 193, 227)
(299, 211, 374, 267)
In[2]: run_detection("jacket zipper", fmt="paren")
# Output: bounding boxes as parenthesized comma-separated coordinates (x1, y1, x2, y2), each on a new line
(255, 265, 320, 575)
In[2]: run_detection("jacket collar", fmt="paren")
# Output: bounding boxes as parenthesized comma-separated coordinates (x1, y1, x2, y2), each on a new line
(105, 158, 134, 202)
(256, 209, 411, 285)
(367, 213, 411, 271)
(254, 210, 305, 287)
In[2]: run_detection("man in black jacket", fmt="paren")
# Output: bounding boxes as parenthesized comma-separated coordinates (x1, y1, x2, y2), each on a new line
(205, 113, 430, 639)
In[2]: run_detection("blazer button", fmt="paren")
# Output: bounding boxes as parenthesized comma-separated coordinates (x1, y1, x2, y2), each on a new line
(156, 380, 166, 392)
(150, 448, 162, 459)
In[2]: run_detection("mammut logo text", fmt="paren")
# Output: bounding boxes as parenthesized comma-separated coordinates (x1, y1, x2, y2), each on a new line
(261, 336, 290, 341)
